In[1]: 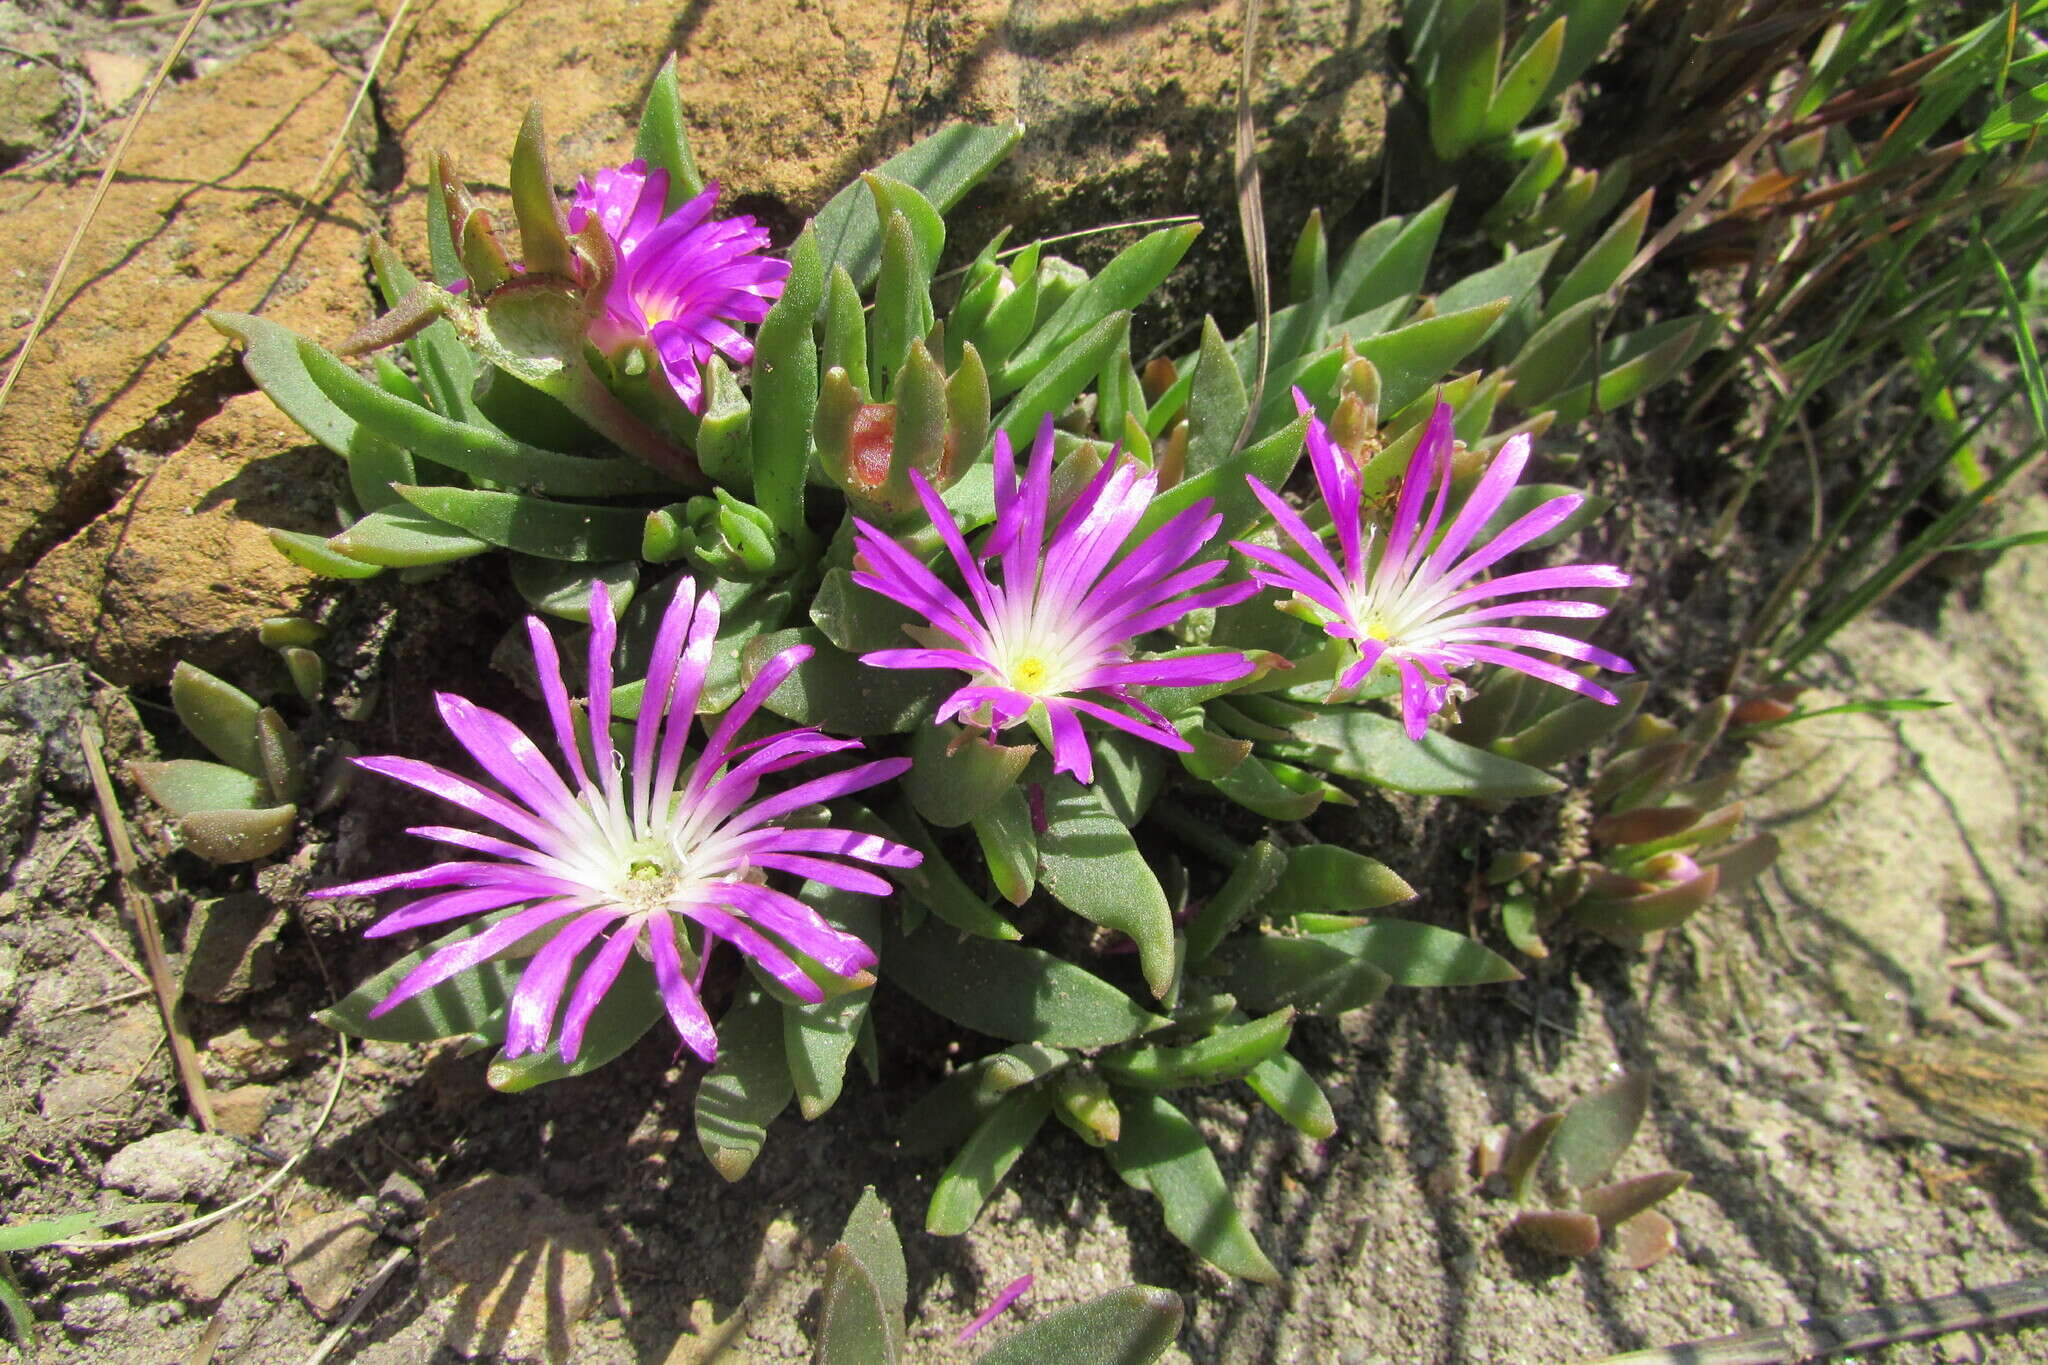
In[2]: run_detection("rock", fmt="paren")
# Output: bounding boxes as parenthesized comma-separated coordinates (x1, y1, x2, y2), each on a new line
(101, 1128, 248, 1203)
(372, 0, 1389, 320)
(35, 1007, 163, 1121)
(284, 1207, 381, 1321)
(421, 1174, 613, 1361)
(59, 1289, 129, 1335)
(164, 1217, 253, 1303)
(202, 1019, 321, 1083)
(0, 58, 66, 168)
(17, 393, 335, 687)
(207, 1084, 276, 1139)
(0, 32, 372, 670)
(179, 890, 283, 1004)
(80, 50, 149, 110)
(0, 732, 39, 872)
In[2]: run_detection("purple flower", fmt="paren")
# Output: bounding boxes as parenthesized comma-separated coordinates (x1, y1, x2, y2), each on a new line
(569, 160, 789, 413)
(312, 580, 917, 1066)
(851, 416, 1256, 785)
(1233, 393, 1633, 739)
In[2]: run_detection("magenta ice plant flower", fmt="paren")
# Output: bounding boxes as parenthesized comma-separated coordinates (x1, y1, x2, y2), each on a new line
(569, 160, 789, 412)
(311, 581, 917, 1066)
(851, 416, 1257, 785)
(1233, 393, 1633, 738)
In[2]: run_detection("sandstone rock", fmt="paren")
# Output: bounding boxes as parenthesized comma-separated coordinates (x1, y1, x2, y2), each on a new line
(284, 1207, 381, 1321)
(102, 1128, 248, 1203)
(80, 50, 149, 111)
(15, 392, 333, 686)
(35, 1006, 163, 1122)
(372, 0, 1389, 313)
(421, 1173, 612, 1361)
(0, 32, 371, 642)
(179, 889, 283, 1004)
(207, 1083, 276, 1139)
(165, 1216, 253, 1303)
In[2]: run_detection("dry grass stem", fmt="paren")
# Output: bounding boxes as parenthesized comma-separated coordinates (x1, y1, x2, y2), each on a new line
(78, 715, 216, 1131)
(0, 0, 217, 418)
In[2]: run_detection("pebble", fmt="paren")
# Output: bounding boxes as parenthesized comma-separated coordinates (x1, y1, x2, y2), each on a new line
(101, 1129, 247, 1203)
(60, 1290, 129, 1334)
(283, 1208, 380, 1321)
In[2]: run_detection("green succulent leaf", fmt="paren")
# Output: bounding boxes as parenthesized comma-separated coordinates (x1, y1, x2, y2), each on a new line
(1481, 14, 1564, 138)
(751, 226, 825, 550)
(178, 806, 298, 864)
(812, 568, 923, 656)
(392, 485, 645, 562)
(1313, 921, 1521, 987)
(970, 1286, 1185, 1365)
(509, 557, 640, 623)
(1548, 1071, 1650, 1190)
(1138, 412, 1308, 546)
(1107, 1092, 1281, 1283)
(1540, 0, 1632, 105)
(129, 759, 266, 820)
(927, 1086, 1053, 1236)
(1185, 317, 1249, 478)
(881, 920, 1168, 1048)
(1277, 708, 1562, 798)
(974, 786, 1038, 906)
(993, 311, 1131, 452)
(486, 956, 663, 1092)
(1492, 681, 1645, 767)
(901, 1059, 1008, 1155)
(1330, 190, 1452, 321)
(1545, 190, 1654, 321)
(816, 1244, 900, 1365)
(1427, 0, 1503, 160)
(634, 58, 706, 208)
(169, 662, 264, 776)
(269, 529, 385, 579)
(328, 506, 494, 568)
(1037, 773, 1177, 999)
(1101, 1008, 1295, 1089)
(836, 1187, 908, 1326)
(1209, 753, 1323, 821)
(1245, 1049, 1337, 1139)
(886, 801, 1023, 941)
(696, 988, 795, 1182)
(814, 122, 1022, 291)
(905, 721, 1036, 829)
(1539, 318, 1713, 424)
(318, 910, 521, 1044)
(996, 224, 1200, 397)
(1211, 932, 1391, 1017)
(1182, 838, 1288, 963)
(743, 628, 952, 735)
(1265, 845, 1415, 915)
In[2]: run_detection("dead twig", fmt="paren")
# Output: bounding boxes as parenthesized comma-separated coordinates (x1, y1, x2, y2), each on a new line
(78, 715, 216, 1132)
(112, 0, 284, 28)
(78, 921, 151, 988)
(45, 984, 155, 1019)
(1577, 1272, 2048, 1364)
(1229, 0, 1269, 457)
(0, 0, 216, 419)
(55, 1033, 350, 1252)
(301, 1246, 413, 1365)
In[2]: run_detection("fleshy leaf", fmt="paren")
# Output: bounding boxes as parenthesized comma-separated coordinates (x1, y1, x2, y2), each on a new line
(1037, 773, 1176, 999)
(1212, 933, 1391, 1017)
(881, 921, 1167, 1048)
(1264, 845, 1414, 915)
(1182, 839, 1288, 963)
(1100, 1009, 1295, 1089)
(887, 802, 1022, 941)
(695, 989, 794, 1182)
(816, 1244, 899, 1365)
(393, 485, 645, 563)
(1509, 1208, 1602, 1257)
(170, 662, 264, 777)
(1548, 1071, 1650, 1190)
(1245, 1050, 1337, 1139)
(1313, 922, 1522, 987)
(1106, 1092, 1281, 1283)
(1279, 708, 1564, 799)
(130, 759, 268, 818)
(927, 1087, 1053, 1235)
(329, 506, 493, 568)
(905, 721, 1036, 829)
(1581, 1171, 1689, 1231)
(318, 910, 522, 1044)
(179, 806, 298, 864)
(487, 956, 662, 1092)
(744, 628, 952, 735)
(970, 1286, 1184, 1365)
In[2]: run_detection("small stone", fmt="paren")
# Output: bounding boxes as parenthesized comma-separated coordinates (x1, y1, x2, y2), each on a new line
(208, 1084, 274, 1139)
(203, 1020, 319, 1082)
(103, 1129, 248, 1203)
(422, 1174, 612, 1360)
(164, 1218, 252, 1303)
(378, 1171, 426, 1217)
(0, 60, 66, 167)
(283, 1208, 380, 1321)
(181, 892, 281, 1003)
(79, 50, 150, 109)
(60, 1290, 128, 1334)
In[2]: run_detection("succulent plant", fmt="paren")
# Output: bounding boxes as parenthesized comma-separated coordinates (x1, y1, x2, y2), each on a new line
(1455, 687, 1782, 954)
(811, 1188, 1182, 1365)
(1475, 1071, 1689, 1269)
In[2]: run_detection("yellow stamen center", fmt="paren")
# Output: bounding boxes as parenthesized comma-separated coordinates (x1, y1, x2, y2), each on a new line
(1011, 656, 1052, 694)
